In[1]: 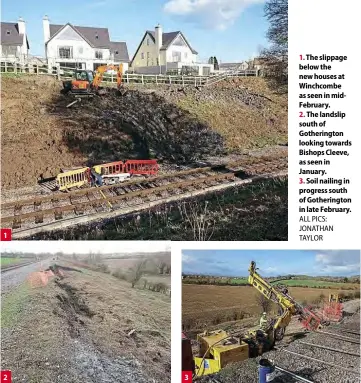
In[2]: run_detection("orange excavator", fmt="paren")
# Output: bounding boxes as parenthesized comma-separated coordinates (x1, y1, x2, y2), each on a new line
(62, 63, 124, 96)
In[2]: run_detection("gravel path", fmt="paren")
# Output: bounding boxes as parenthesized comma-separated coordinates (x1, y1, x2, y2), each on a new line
(1, 259, 52, 294)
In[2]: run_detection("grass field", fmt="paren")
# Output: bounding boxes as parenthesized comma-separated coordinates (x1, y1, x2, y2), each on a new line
(182, 284, 360, 331)
(272, 279, 358, 288)
(0, 257, 22, 266)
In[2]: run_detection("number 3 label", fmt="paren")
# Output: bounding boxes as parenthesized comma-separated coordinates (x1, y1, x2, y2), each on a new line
(1, 370, 12, 382)
(182, 371, 192, 382)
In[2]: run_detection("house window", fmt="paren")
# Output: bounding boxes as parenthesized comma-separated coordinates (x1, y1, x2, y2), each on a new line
(184, 52, 188, 59)
(58, 46, 73, 59)
(141, 53, 144, 59)
(6, 30, 10, 35)
(78, 47, 83, 54)
(2, 45, 17, 56)
(172, 51, 181, 62)
(147, 52, 150, 58)
(147, 38, 150, 46)
(95, 51, 103, 59)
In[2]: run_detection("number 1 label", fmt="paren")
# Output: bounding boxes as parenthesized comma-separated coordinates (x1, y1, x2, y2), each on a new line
(0, 229, 12, 241)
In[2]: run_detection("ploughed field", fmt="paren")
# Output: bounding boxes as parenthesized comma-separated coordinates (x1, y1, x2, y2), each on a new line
(182, 284, 360, 331)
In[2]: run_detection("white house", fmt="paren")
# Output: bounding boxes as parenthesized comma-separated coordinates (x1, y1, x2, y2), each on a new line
(218, 62, 249, 72)
(43, 16, 129, 72)
(130, 24, 214, 76)
(0, 18, 29, 63)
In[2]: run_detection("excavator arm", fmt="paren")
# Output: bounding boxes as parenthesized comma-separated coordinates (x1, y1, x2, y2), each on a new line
(92, 64, 124, 90)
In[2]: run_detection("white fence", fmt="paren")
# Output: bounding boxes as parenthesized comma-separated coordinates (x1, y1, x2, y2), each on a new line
(0, 61, 258, 86)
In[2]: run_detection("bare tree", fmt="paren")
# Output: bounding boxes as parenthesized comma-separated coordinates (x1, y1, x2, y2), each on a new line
(261, 0, 288, 92)
(130, 259, 147, 288)
(256, 292, 271, 313)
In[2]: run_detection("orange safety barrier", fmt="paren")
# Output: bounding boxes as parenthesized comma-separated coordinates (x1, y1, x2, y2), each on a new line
(124, 160, 159, 175)
(28, 270, 51, 288)
(93, 161, 125, 175)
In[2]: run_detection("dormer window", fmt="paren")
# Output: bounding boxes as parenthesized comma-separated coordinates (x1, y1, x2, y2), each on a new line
(95, 34, 99, 39)
(6, 30, 10, 35)
(115, 50, 119, 54)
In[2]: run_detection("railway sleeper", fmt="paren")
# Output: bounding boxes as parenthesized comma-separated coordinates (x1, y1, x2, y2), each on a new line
(13, 218, 22, 229)
(35, 214, 44, 224)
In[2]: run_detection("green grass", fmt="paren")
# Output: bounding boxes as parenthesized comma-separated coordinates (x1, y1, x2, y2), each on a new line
(1, 282, 31, 328)
(273, 279, 355, 288)
(0, 257, 22, 266)
(229, 278, 248, 285)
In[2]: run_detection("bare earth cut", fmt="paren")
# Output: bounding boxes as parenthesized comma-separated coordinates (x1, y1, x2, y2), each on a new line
(1, 263, 171, 383)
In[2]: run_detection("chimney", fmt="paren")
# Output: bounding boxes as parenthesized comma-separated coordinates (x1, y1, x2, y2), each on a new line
(155, 24, 162, 52)
(18, 17, 25, 35)
(43, 15, 50, 43)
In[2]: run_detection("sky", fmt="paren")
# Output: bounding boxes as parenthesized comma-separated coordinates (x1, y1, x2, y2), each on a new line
(0, 241, 170, 255)
(182, 250, 361, 277)
(1, 0, 268, 62)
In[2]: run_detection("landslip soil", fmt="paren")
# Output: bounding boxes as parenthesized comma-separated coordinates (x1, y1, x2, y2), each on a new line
(182, 284, 360, 331)
(1, 264, 171, 383)
(1, 75, 287, 190)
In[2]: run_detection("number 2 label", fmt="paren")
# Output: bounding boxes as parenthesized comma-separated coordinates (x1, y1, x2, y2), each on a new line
(1, 370, 12, 383)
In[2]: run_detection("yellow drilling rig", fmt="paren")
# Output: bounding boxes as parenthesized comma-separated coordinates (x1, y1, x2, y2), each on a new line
(189, 261, 329, 377)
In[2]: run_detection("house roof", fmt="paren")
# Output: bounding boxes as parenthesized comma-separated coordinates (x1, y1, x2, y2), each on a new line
(109, 41, 129, 62)
(1, 22, 29, 48)
(146, 30, 198, 54)
(49, 23, 111, 48)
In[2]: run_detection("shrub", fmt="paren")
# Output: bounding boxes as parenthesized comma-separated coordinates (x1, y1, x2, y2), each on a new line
(112, 268, 128, 281)
(97, 263, 110, 273)
(354, 290, 360, 299)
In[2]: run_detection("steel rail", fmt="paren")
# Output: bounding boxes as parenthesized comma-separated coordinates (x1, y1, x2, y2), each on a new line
(274, 348, 361, 376)
(1, 262, 34, 273)
(317, 330, 360, 343)
(299, 341, 360, 357)
(275, 366, 314, 383)
(1, 167, 214, 209)
(1, 172, 236, 225)
(1, 158, 287, 210)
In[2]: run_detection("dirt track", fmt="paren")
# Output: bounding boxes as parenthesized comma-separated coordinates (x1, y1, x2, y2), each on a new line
(1, 264, 171, 382)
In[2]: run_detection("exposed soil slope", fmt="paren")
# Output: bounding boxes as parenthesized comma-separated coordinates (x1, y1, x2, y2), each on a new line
(1, 264, 171, 382)
(1, 75, 287, 190)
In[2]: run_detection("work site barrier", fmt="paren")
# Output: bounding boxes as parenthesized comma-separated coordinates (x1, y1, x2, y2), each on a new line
(28, 270, 55, 288)
(93, 161, 125, 175)
(124, 160, 159, 175)
(56, 167, 90, 191)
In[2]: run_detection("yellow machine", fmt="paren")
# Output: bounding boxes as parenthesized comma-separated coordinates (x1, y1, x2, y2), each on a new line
(329, 293, 338, 302)
(193, 261, 327, 377)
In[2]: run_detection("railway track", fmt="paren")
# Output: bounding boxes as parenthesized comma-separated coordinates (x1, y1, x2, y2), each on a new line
(1, 158, 287, 237)
(1, 262, 34, 273)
